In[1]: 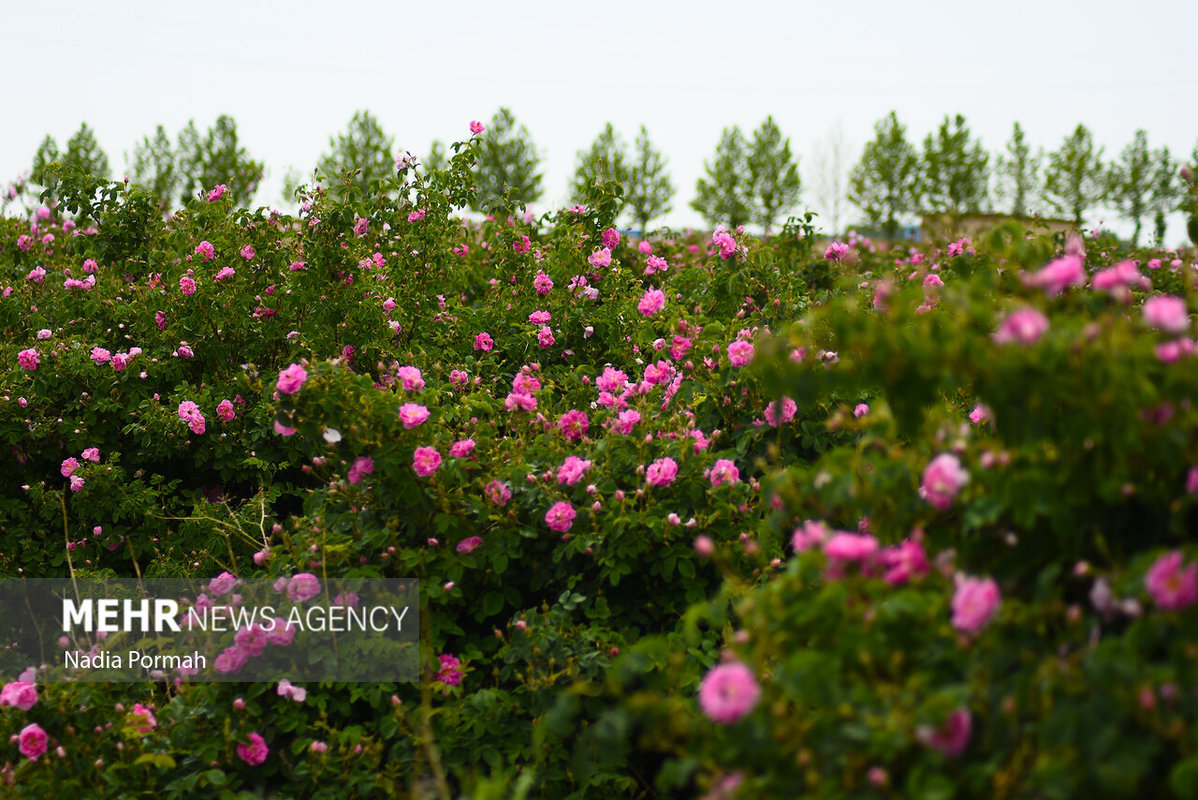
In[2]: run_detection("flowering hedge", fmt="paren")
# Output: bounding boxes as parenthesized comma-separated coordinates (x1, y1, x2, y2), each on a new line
(1, 127, 1197, 798)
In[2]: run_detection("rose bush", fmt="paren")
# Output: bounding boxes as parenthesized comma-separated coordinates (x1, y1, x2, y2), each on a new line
(0, 130, 1196, 797)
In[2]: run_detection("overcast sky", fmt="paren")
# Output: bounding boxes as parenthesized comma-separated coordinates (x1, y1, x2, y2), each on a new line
(3, 0, 1196, 242)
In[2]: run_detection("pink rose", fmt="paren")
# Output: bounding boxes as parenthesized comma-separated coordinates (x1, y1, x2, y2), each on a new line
(710, 459, 739, 487)
(276, 363, 308, 395)
(412, 446, 441, 477)
(399, 403, 430, 428)
(545, 501, 576, 532)
(236, 731, 269, 765)
(1145, 551, 1198, 611)
(920, 453, 969, 510)
(17, 348, 39, 370)
(0, 681, 38, 711)
(348, 456, 374, 484)
(698, 662, 759, 723)
(951, 576, 1001, 633)
(287, 573, 322, 603)
(638, 287, 665, 317)
(217, 399, 235, 422)
(485, 480, 511, 505)
(727, 340, 754, 367)
(993, 308, 1049, 345)
(1143, 295, 1189, 334)
(645, 457, 678, 487)
(18, 723, 48, 760)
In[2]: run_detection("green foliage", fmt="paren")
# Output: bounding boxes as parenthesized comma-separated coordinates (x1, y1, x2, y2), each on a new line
(30, 134, 60, 196)
(1043, 123, 1105, 225)
(1147, 145, 1178, 245)
(692, 126, 753, 229)
(571, 123, 629, 211)
(1108, 130, 1154, 245)
(993, 121, 1041, 217)
(625, 125, 673, 234)
(848, 111, 920, 238)
(919, 114, 989, 214)
(316, 110, 395, 198)
(471, 107, 543, 213)
(746, 115, 801, 234)
(128, 124, 179, 213)
(176, 115, 265, 206)
(63, 122, 111, 181)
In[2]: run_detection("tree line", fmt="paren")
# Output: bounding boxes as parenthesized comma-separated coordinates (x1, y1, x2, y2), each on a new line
(21, 111, 1198, 244)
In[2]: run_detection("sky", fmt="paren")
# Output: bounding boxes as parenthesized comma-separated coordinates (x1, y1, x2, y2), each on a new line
(2, 0, 1196, 243)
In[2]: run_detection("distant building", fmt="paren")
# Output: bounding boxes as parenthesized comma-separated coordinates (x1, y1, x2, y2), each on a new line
(920, 212, 1075, 243)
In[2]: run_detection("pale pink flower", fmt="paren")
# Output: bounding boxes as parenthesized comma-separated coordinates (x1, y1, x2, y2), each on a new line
(216, 399, 235, 422)
(399, 403, 430, 428)
(449, 439, 475, 458)
(17, 348, 39, 370)
(588, 247, 612, 268)
(698, 662, 759, 723)
(557, 455, 592, 486)
(209, 571, 238, 596)
(287, 573, 322, 602)
(485, 480, 511, 505)
(456, 536, 483, 554)
(951, 576, 1001, 633)
(276, 364, 308, 395)
(727, 340, 754, 367)
(920, 453, 969, 510)
(18, 723, 48, 760)
(712, 231, 738, 259)
(396, 366, 425, 392)
(413, 446, 441, 477)
(0, 682, 38, 711)
(824, 533, 878, 562)
(545, 501, 576, 532)
(1027, 254, 1085, 296)
(1145, 551, 1198, 611)
(194, 241, 215, 260)
(557, 410, 589, 441)
(853, 403, 869, 418)
(61, 457, 79, 477)
(638, 287, 665, 317)
(1143, 295, 1189, 333)
(791, 520, 828, 551)
(969, 404, 988, 425)
(236, 732, 269, 765)
(993, 308, 1049, 345)
(615, 408, 641, 434)
(646, 457, 679, 487)
(710, 459, 739, 487)
(824, 241, 849, 260)
(348, 456, 374, 484)
(537, 326, 555, 348)
(881, 539, 929, 585)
